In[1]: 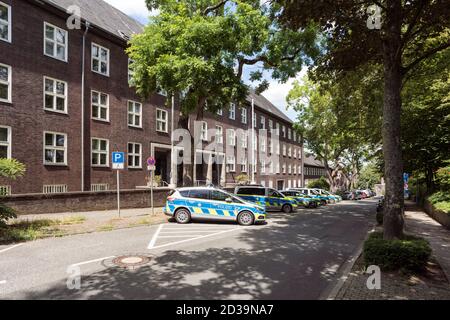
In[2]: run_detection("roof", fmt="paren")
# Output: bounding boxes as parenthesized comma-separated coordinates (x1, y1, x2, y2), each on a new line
(247, 89, 293, 124)
(304, 155, 325, 168)
(45, 0, 143, 39)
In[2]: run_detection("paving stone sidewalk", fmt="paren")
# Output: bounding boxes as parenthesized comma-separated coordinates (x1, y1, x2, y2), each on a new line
(335, 201, 450, 300)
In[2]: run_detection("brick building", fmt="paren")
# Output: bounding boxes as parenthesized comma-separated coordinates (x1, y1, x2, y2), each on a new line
(304, 155, 327, 186)
(0, 0, 304, 196)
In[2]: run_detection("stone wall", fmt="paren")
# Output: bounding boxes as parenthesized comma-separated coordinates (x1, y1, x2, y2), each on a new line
(1, 189, 172, 215)
(424, 200, 450, 230)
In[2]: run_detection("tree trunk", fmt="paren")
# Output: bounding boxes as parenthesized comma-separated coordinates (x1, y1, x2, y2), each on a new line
(382, 0, 405, 240)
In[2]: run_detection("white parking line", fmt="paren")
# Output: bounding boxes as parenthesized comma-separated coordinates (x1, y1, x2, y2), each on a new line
(72, 256, 116, 267)
(148, 228, 240, 251)
(0, 244, 24, 254)
(147, 224, 164, 249)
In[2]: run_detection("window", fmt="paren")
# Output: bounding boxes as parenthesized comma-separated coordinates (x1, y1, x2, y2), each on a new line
(210, 190, 229, 202)
(241, 132, 248, 149)
(241, 107, 247, 124)
(216, 125, 223, 144)
(188, 189, 210, 200)
(43, 185, 67, 194)
(0, 126, 11, 159)
(0, 63, 11, 102)
(261, 160, 266, 174)
(44, 77, 67, 113)
(156, 109, 168, 133)
(275, 123, 280, 135)
(288, 164, 292, 175)
(288, 146, 292, 157)
(128, 59, 134, 85)
(294, 166, 297, 175)
(276, 163, 280, 174)
(283, 144, 287, 156)
(260, 116, 265, 129)
(229, 103, 236, 120)
(217, 108, 223, 116)
(91, 184, 109, 192)
(282, 125, 286, 138)
(128, 143, 142, 169)
(91, 91, 109, 121)
(282, 163, 287, 174)
(293, 148, 297, 159)
(226, 155, 236, 172)
(268, 139, 273, 154)
(269, 161, 274, 174)
(253, 114, 257, 128)
(276, 141, 280, 155)
(288, 128, 292, 140)
(240, 157, 247, 173)
(0, 2, 11, 43)
(200, 122, 208, 141)
(269, 119, 273, 130)
(261, 138, 266, 153)
(44, 23, 67, 61)
(44, 132, 67, 165)
(92, 43, 110, 76)
(92, 138, 109, 167)
(299, 165, 302, 175)
(293, 131, 297, 142)
(128, 100, 142, 128)
(0, 185, 10, 196)
(228, 129, 236, 146)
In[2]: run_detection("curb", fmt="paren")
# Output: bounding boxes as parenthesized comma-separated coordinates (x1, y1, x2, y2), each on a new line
(320, 225, 376, 300)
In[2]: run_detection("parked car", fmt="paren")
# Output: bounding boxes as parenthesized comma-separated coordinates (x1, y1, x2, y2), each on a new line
(280, 190, 320, 209)
(164, 187, 266, 226)
(289, 188, 329, 206)
(235, 186, 298, 213)
(312, 189, 342, 203)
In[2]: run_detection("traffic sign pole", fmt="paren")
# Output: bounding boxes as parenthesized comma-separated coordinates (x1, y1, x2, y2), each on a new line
(117, 170, 121, 218)
(112, 152, 125, 218)
(147, 157, 156, 216)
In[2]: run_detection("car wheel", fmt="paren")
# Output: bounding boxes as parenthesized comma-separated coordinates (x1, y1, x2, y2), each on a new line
(237, 211, 255, 226)
(282, 204, 293, 213)
(174, 208, 191, 224)
(321, 200, 327, 206)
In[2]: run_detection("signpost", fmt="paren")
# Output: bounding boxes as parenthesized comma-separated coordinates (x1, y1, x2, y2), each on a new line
(112, 152, 125, 217)
(147, 157, 156, 216)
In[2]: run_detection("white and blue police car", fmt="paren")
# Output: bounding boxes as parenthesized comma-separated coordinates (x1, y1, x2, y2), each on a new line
(164, 187, 266, 226)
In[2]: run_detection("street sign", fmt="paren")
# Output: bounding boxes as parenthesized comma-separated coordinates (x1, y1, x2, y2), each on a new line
(112, 152, 125, 170)
(147, 165, 156, 171)
(147, 157, 156, 166)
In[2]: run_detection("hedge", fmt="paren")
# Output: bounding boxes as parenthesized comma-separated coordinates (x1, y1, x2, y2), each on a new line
(363, 232, 432, 272)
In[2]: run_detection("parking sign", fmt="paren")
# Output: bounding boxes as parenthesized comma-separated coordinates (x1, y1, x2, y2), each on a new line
(112, 152, 125, 170)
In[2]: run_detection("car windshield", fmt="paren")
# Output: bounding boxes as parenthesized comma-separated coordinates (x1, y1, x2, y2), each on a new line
(311, 190, 320, 195)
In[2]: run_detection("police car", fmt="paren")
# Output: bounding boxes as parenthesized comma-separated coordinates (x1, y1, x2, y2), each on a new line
(234, 186, 298, 213)
(164, 187, 266, 226)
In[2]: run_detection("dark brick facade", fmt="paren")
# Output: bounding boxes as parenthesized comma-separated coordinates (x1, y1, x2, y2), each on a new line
(0, 0, 304, 196)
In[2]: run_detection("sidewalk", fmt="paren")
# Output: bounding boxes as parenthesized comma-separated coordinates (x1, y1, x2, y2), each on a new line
(2, 207, 167, 244)
(334, 201, 450, 300)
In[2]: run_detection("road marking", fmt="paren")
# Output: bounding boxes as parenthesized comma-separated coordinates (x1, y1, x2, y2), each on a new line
(158, 235, 206, 238)
(148, 228, 240, 251)
(72, 256, 116, 267)
(0, 244, 24, 254)
(147, 224, 164, 249)
(160, 230, 235, 234)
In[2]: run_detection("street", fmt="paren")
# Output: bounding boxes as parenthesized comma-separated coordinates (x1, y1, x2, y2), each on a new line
(0, 200, 376, 300)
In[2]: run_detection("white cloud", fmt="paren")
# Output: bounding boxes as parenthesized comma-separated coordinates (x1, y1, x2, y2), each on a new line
(262, 68, 307, 121)
(103, 0, 156, 24)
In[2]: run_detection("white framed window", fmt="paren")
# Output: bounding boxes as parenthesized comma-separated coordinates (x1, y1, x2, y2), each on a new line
(260, 116, 265, 129)
(283, 144, 287, 156)
(293, 131, 297, 142)
(282, 163, 287, 174)
(44, 22, 68, 62)
(241, 132, 248, 149)
(91, 138, 109, 167)
(0, 185, 11, 196)
(282, 125, 286, 138)
(44, 131, 67, 166)
(228, 129, 236, 146)
(200, 121, 208, 141)
(269, 139, 273, 154)
(226, 155, 236, 173)
(0, 2, 11, 43)
(253, 113, 257, 128)
(92, 43, 110, 76)
(294, 165, 297, 175)
(240, 157, 247, 173)
(276, 141, 280, 155)
(293, 148, 297, 159)
(91, 90, 109, 121)
(298, 165, 302, 175)
(128, 58, 134, 85)
(0, 125, 11, 159)
(217, 108, 223, 116)
(261, 137, 266, 153)
(288, 164, 292, 175)
(269, 119, 273, 130)
(276, 163, 280, 174)
(288, 146, 292, 157)
(241, 107, 247, 124)
(269, 161, 274, 174)
(128, 100, 142, 128)
(288, 128, 292, 140)
(275, 122, 280, 135)
(229, 103, 236, 120)
(216, 125, 223, 144)
(91, 184, 109, 192)
(0, 63, 11, 103)
(156, 108, 168, 133)
(261, 160, 266, 174)
(128, 142, 142, 169)
(43, 77, 67, 113)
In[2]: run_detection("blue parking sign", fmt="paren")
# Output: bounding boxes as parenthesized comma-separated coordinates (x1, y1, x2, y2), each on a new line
(112, 152, 125, 169)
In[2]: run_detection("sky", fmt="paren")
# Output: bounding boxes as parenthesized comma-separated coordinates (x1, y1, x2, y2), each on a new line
(103, 0, 302, 121)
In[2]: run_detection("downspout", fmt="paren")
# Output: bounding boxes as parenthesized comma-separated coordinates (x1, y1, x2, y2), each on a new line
(81, 21, 90, 191)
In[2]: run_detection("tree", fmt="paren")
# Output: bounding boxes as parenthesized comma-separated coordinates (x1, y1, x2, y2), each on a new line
(358, 162, 383, 190)
(276, 0, 450, 240)
(307, 177, 330, 191)
(128, 0, 318, 186)
(0, 159, 26, 227)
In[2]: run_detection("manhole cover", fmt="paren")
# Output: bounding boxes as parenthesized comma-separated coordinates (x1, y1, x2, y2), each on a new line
(111, 255, 152, 270)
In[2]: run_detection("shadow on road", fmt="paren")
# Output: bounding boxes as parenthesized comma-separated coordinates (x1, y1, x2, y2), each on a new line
(18, 201, 376, 300)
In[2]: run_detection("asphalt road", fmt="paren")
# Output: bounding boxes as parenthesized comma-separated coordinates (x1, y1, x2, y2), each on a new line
(0, 200, 376, 300)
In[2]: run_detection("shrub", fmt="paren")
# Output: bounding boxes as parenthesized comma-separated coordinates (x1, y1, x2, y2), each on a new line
(428, 191, 450, 214)
(307, 177, 330, 190)
(236, 174, 250, 185)
(363, 232, 432, 272)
